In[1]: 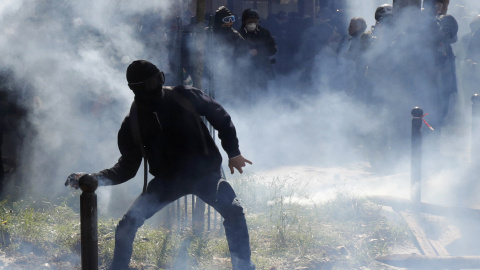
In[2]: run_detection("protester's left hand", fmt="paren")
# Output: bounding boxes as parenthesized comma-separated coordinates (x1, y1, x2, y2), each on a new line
(228, 155, 252, 174)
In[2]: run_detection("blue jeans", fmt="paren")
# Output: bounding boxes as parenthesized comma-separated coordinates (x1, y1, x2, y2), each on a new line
(110, 170, 255, 270)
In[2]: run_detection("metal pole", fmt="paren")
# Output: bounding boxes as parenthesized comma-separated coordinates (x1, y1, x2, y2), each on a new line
(184, 195, 188, 228)
(167, 204, 173, 228)
(411, 107, 423, 208)
(192, 1, 207, 232)
(471, 94, 480, 165)
(214, 210, 217, 230)
(79, 175, 98, 270)
(206, 14, 216, 233)
(191, 194, 195, 230)
(176, 14, 189, 231)
(177, 199, 180, 227)
(207, 203, 211, 231)
(176, 16, 183, 86)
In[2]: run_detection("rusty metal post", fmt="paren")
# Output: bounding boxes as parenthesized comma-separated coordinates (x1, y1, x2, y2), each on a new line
(79, 174, 98, 270)
(411, 107, 423, 208)
(471, 94, 480, 165)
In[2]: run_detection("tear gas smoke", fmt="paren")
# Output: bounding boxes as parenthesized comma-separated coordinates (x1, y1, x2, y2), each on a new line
(0, 0, 478, 217)
(0, 0, 180, 209)
(1, 0, 480, 266)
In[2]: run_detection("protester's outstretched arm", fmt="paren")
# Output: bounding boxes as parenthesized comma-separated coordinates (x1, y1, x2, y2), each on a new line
(65, 172, 112, 189)
(228, 155, 252, 174)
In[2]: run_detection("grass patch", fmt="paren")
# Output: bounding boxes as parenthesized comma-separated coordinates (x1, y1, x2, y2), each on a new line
(0, 173, 411, 269)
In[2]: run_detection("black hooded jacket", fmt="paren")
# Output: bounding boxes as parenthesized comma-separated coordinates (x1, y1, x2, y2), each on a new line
(96, 85, 240, 184)
(208, 6, 248, 58)
(239, 25, 276, 74)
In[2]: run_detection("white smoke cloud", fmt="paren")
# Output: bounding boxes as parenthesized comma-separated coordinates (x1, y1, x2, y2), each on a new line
(1, 1, 480, 262)
(0, 1, 184, 209)
(0, 2, 479, 270)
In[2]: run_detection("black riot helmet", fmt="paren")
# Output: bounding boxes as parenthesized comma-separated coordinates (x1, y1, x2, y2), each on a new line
(241, 8, 260, 23)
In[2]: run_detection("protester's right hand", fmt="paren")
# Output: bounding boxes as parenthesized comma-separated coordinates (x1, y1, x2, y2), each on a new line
(64, 172, 87, 190)
(228, 155, 253, 174)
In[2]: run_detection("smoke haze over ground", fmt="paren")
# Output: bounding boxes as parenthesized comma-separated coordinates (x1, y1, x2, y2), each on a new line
(0, 0, 476, 202)
(0, 0, 477, 208)
(1, 0, 480, 267)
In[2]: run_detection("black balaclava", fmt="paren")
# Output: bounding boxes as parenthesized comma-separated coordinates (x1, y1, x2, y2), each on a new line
(126, 60, 163, 105)
(214, 6, 234, 33)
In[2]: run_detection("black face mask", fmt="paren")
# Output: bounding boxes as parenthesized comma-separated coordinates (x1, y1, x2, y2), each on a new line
(128, 72, 165, 105)
(133, 86, 161, 105)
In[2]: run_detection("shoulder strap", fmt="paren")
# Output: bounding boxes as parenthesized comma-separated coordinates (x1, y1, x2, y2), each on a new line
(163, 87, 209, 155)
(163, 86, 196, 113)
(129, 101, 148, 193)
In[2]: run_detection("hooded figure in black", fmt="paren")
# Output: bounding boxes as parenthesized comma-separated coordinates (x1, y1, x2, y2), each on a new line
(211, 6, 245, 50)
(208, 6, 248, 61)
(238, 9, 277, 95)
(65, 60, 255, 270)
(205, 6, 249, 104)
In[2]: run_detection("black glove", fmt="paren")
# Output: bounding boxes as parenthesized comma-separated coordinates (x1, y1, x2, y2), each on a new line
(65, 172, 87, 190)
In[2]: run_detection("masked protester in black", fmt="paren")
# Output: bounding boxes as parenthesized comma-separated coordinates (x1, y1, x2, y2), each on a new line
(65, 60, 255, 270)
(239, 9, 277, 96)
(205, 6, 250, 105)
(210, 6, 246, 55)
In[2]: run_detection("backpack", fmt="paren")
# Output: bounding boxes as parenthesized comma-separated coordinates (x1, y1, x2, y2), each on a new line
(129, 86, 209, 193)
